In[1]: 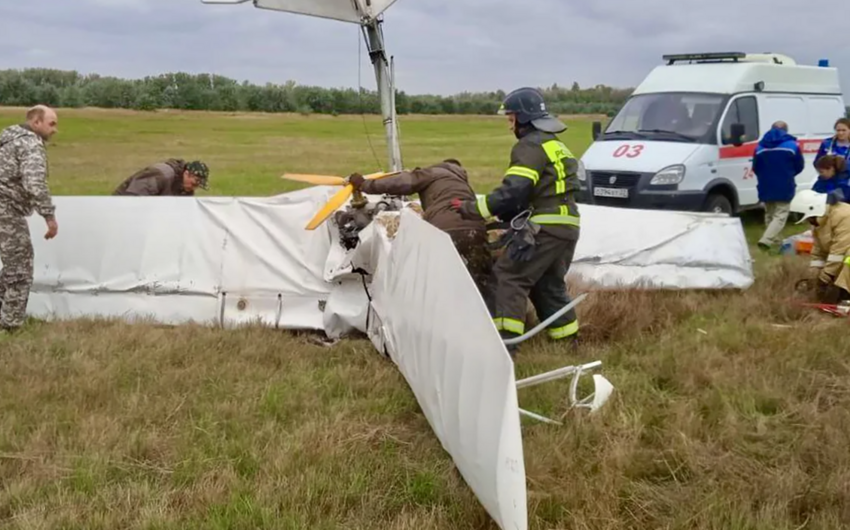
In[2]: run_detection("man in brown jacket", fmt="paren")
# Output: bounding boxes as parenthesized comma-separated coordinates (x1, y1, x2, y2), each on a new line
(113, 159, 209, 196)
(348, 159, 493, 305)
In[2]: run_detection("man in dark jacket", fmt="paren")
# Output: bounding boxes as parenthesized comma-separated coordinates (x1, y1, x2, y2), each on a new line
(113, 159, 209, 196)
(348, 159, 493, 305)
(752, 121, 805, 250)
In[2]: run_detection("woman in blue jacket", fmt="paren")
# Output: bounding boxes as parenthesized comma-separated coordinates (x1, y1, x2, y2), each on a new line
(813, 155, 850, 204)
(814, 117, 850, 167)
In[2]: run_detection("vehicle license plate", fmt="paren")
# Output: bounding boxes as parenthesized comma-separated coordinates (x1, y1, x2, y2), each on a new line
(593, 187, 629, 198)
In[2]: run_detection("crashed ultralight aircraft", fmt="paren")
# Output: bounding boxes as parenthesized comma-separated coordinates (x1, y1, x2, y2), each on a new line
(6, 1, 755, 528)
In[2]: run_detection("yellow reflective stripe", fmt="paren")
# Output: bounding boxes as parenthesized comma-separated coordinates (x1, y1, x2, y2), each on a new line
(542, 140, 576, 163)
(530, 213, 581, 226)
(494, 317, 525, 335)
(548, 320, 579, 339)
(506, 166, 539, 184)
(542, 140, 575, 195)
(476, 195, 491, 218)
(556, 180, 566, 194)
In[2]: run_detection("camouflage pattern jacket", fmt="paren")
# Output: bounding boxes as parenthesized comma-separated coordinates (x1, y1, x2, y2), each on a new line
(0, 124, 55, 218)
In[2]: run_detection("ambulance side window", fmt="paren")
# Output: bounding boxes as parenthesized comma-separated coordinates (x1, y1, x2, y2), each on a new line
(720, 96, 760, 145)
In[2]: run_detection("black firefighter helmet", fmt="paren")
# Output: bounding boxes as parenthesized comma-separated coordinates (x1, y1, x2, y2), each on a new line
(498, 87, 567, 134)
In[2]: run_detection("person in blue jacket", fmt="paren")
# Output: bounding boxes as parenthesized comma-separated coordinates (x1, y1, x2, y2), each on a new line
(752, 121, 805, 250)
(813, 154, 850, 205)
(813, 117, 850, 167)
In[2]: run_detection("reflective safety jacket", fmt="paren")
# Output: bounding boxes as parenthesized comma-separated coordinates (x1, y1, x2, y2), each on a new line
(810, 201, 850, 293)
(460, 129, 580, 236)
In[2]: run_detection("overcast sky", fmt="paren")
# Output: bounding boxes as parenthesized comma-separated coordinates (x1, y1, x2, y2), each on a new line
(1, 0, 846, 97)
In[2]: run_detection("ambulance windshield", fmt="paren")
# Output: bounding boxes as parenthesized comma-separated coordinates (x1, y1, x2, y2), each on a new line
(603, 92, 726, 142)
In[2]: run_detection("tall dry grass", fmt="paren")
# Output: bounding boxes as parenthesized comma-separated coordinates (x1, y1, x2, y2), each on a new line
(514, 255, 850, 529)
(2, 254, 848, 529)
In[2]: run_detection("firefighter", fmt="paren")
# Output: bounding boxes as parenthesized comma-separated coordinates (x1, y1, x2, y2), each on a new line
(791, 189, 850, 304)
(452, 87, 581, 354)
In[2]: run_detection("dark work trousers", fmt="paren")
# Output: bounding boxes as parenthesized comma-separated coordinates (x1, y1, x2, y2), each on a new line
(491, 226, 579, 341)
(448, 228, 495, 314)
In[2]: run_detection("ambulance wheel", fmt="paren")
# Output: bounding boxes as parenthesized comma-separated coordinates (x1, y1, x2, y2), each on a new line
(704, 193, 733, 215)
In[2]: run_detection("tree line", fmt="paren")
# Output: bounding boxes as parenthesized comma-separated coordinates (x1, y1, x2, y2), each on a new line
(0, 68, 632, 117)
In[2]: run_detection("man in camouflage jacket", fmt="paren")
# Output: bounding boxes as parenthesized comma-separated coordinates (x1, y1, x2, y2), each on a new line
(0, 105, 59, 333)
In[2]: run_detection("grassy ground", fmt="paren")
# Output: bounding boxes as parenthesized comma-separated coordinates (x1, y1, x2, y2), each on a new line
(1, 107, 848, 529)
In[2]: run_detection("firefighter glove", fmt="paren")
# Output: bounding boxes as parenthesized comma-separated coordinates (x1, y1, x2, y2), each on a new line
(506, 224, 539, 262)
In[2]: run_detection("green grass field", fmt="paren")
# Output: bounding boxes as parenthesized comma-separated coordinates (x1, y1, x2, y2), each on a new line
(1, 107, 848, 530)
(0, 107, 602, 197)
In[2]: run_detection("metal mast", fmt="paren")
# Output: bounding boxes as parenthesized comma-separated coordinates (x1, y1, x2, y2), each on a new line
(200, 0, 402, 172)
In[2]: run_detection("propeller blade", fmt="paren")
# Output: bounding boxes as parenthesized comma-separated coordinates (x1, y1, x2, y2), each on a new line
(281, 170, 401, 187)
(293, 170, 404, 230)
(306, 185, 354, 230)
(365, 170, 402, 180)
(281, 173, 346, 186)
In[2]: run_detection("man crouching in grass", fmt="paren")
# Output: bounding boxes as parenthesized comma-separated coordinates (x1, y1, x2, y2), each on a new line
(113, 159, 210, 196)
(791, 189, 850, 305)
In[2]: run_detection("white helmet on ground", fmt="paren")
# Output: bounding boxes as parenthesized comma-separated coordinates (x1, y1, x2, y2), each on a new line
(789, 189, 828, 224)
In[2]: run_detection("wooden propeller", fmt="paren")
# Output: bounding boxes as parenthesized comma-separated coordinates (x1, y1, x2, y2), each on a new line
(280, 170, 401, 230)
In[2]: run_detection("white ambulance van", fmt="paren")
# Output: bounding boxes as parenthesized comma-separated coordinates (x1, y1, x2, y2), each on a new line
(579, 52, 846, 214)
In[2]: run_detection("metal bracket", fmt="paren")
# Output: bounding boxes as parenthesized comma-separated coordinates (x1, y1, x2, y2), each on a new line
(519, 408, 562, 425)
(275, 293, 283, 329)
(218, 292, 227, 328)
(504, 292, 610, 425)
(515, 360, 614, 425)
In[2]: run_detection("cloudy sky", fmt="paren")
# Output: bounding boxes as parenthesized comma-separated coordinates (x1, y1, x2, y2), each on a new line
(1, 0, 846, 96)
